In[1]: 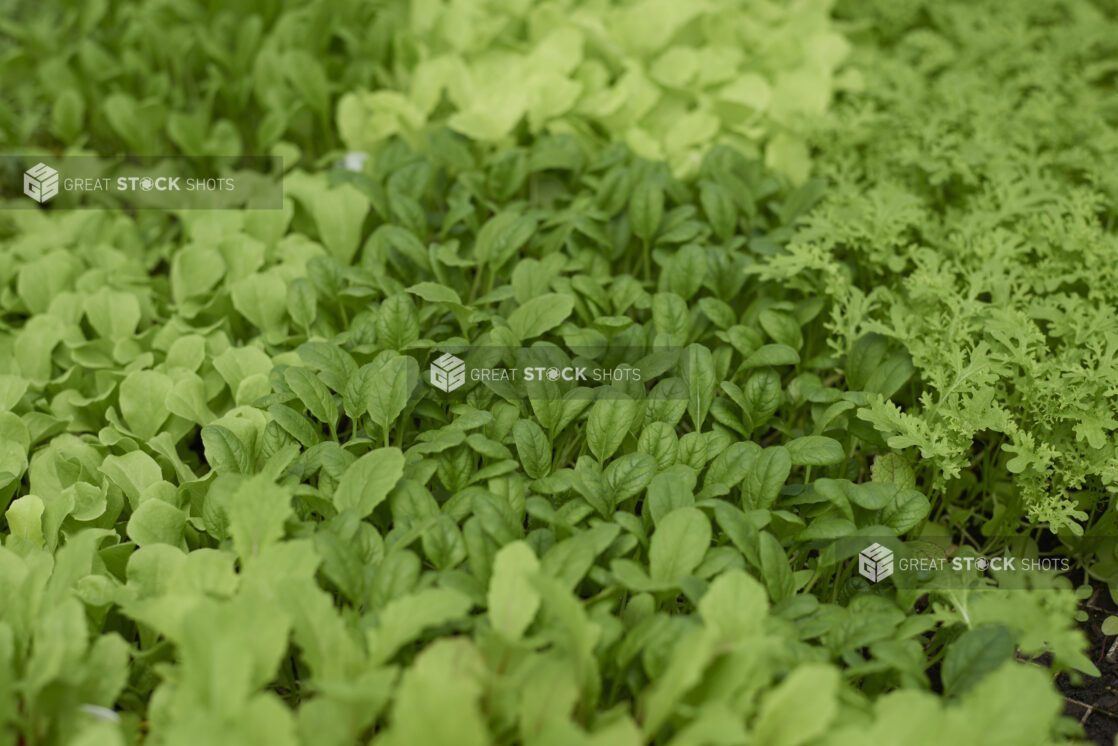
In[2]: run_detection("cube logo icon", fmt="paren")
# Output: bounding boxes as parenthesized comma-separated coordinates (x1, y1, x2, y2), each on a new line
(24, 163, 59, 203)
(859, 543, 894, 583)
(430, 353, 466, 392)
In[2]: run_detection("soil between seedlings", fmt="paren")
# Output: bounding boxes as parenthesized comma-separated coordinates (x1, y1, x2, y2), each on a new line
(1055, 583, 1118, 745)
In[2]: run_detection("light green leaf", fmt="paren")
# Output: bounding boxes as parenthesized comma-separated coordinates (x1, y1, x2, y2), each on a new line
(366, 587, 473, 665)
(376, 294, 420, 351)
(752, 663, 839, 746)
(507, 294, 574, 341)
(948, 664, 1065, 745)
(473, 212, 537, 271)
(758, 531, 794, 602)
(232, 272, 287, 334)
(741, 446, 790, 509)
(604, 451, 657, 503)
(700, 180, 737, 241)
(666, 244, 708, 300)
(512, 419, 551, 479)
(682, 344, 716, 430)
(201, 424, 252, 474)
(385, 638, 489, 746)
(127, 499, 186, 547)
(50, 88, 84, 141)
(487, 541, 540, 641)
(0, 375, 28, 412)
(284, 367, 338, 430)
(366, 356, 414, 442)
(872, 452, 916, 490)
(640, 626, 715, 738)
(698, 569, 768, 640)
(649, 507, 710, 583)
(100, 451, 163, 506)
(586, 396, 640, 462)
(333, 447, 405, 518)
(119, 370, 173, 440)
(630, 180, 664, 242)
(84, 287, 141, 340)
(785, 436, 845, 466)
(0, 412, 30, 484)
(942, 625, 1015, 696)
(647, 465, 696, 524)
(880, 488, 931, 533)
(312, 183, 370, 264)
(758, 310, 803, 350)
(652, 292, 689, 344)
(5, 494, 44, 546)
(407, 282, 461, 305)
(286, 278, 317, 329)
(229, 475, 293, 560)
(741, 344, 800, 369)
